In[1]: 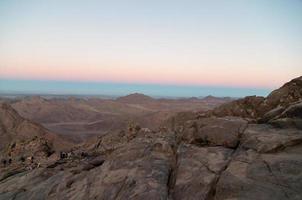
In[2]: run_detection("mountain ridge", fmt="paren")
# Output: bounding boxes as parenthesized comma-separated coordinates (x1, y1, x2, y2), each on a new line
(206, 76, 302, 121)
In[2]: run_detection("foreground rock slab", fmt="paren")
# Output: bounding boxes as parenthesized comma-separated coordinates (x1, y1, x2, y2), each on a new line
(215, 124, 302, 200)
(0, 116, 302, 200)
(0, 131, 176, 200)
(172, 144, 233, 200)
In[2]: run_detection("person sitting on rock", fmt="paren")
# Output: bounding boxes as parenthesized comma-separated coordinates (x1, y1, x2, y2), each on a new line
(60, 152, 68, 159)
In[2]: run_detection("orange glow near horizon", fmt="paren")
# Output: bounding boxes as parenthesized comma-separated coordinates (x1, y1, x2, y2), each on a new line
(0, 60, 297, 89)
(0, 0, 301, 90)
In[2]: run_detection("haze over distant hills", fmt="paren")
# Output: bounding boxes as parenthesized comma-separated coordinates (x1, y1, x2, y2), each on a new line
(1, 93, 232, 143)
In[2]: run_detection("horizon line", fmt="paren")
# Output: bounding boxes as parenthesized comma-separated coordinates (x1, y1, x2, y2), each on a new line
(0, 78, 273, 98)
(0, 77, 277, 90)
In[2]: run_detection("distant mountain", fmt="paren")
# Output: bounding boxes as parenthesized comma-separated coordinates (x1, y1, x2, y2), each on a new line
(4, 93, 230, 142)
(202, 95, 218, 101)
(116, 93, 155, 103)
(202, 95, 233, 103)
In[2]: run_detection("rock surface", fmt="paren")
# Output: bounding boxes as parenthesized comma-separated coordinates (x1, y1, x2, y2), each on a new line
(0, 76, 302, 199)
(1, 115, 301, 200)
(268, 101, 302, 130)
(0, 103, 70, 152)
(172, 144, 233, 200)
(180, 117, 248, 148)
(215, 125, 302, 200)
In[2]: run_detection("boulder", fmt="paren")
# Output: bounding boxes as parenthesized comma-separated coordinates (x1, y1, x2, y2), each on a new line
(241, 124, 302, 153)
(181, 117, 248, 148)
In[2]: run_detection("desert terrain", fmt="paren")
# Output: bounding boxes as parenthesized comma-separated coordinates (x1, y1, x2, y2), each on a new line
(0, 76, 301, 200)
(2, 94, 231, 143)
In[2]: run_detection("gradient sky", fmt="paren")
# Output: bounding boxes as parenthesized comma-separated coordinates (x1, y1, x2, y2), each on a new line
(0, 0, 301, 97)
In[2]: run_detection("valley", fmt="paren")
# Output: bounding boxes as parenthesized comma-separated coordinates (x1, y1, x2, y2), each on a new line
(2, 93, 231, 143)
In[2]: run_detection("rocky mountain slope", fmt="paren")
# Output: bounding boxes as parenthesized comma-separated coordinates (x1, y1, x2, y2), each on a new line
(0, 76, 301, 200)
(0, 103, 69, 152)
(0, 103, 73, 185)
(207, 76, 302, 128)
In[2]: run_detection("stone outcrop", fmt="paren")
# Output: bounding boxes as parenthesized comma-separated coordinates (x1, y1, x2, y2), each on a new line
(207, 76, 302, 121)
(267, 101, 302, 130)
(215, 124, 302, 200)
(265, 76, 302, 108)
(180, 117, 248, 148)
(210, 95, 267, 119)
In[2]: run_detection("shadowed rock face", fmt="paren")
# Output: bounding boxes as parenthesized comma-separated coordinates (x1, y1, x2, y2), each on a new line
(0, 76, 302, 200)
(267, 101, 302, 130)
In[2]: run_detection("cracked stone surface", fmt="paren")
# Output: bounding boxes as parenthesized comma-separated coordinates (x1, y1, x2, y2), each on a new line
(0, 131, 176, 200)
(214, 125, 302, 200)
(172, 144, 233, 200)
(241, 124, 302, 153)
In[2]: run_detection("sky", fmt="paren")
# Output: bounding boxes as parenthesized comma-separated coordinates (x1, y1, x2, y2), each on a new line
(0, 0, 301, 97)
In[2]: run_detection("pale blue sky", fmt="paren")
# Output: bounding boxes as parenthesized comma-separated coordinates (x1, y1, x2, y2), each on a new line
(0, 0, 301, 97)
